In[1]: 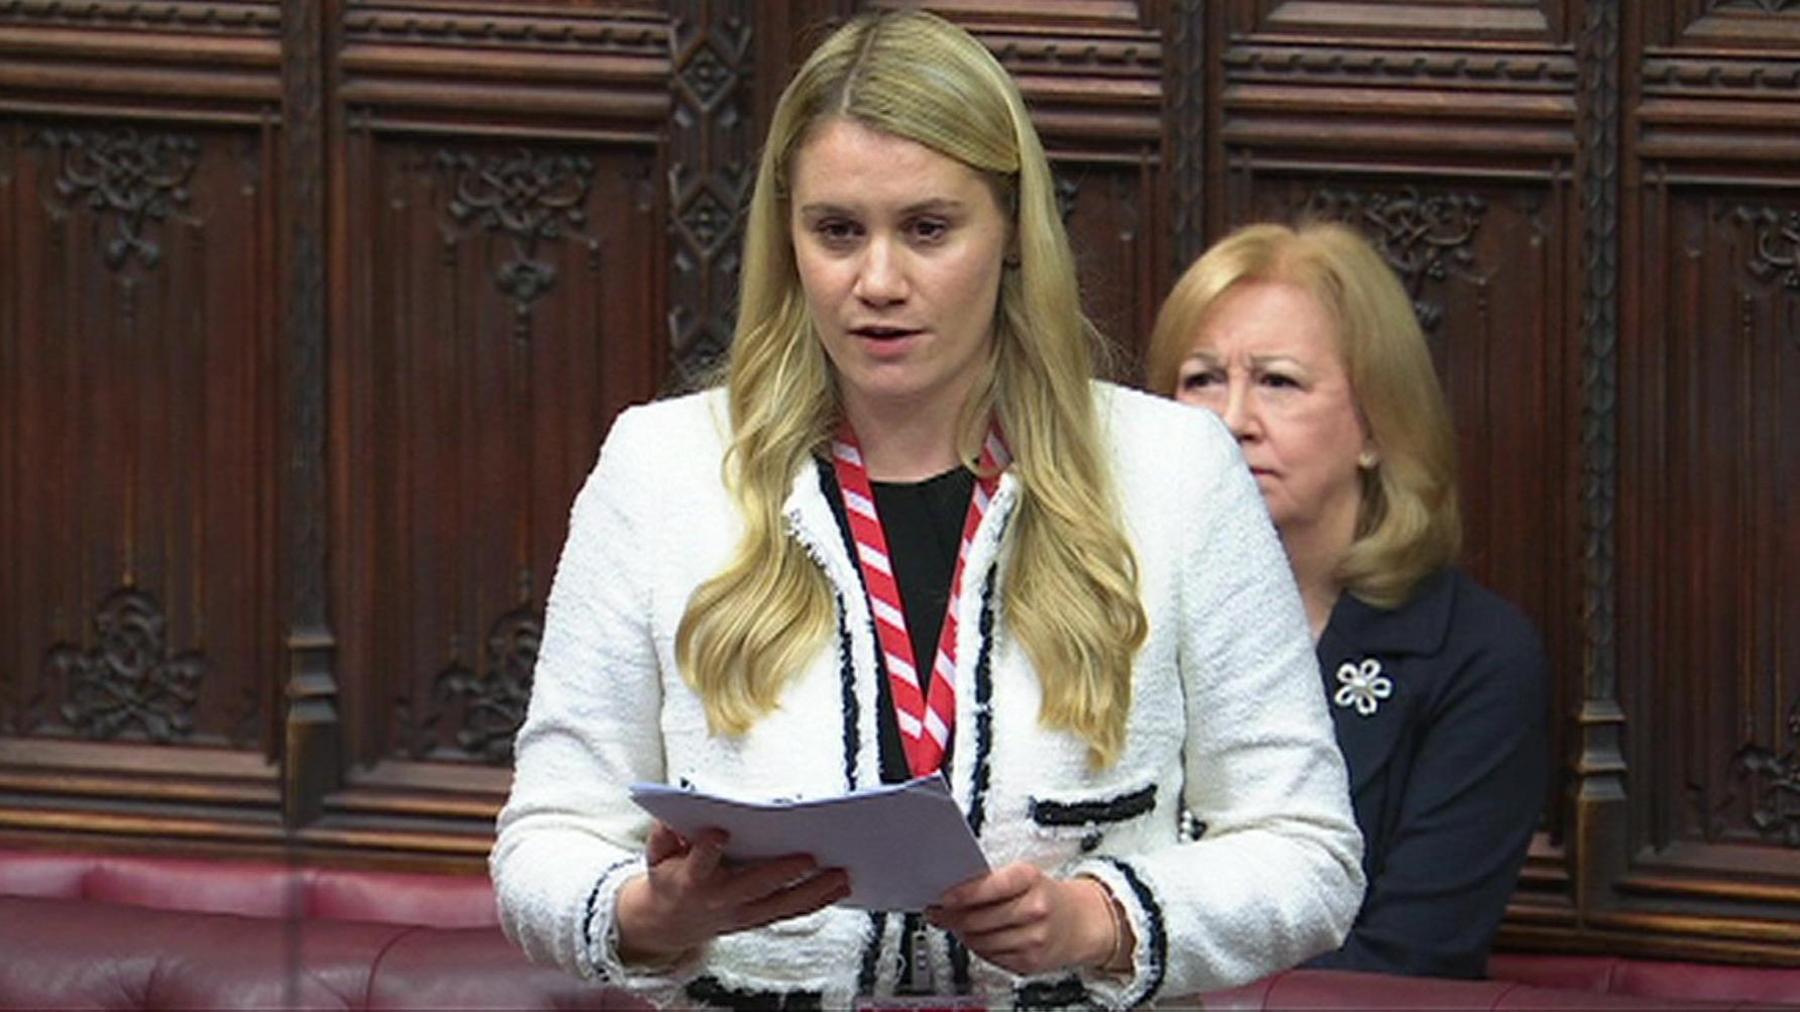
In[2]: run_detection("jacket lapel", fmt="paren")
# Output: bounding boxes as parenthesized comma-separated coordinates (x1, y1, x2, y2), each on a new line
(1316, 570, 1457, 792)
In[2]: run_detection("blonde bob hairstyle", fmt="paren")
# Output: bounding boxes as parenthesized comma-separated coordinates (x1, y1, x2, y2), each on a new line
(1146, 221, 1460, 609)
(674, 9, 1147, 765)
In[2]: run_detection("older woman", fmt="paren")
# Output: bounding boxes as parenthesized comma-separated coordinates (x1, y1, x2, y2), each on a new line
(491, 14, 1362, 1010)
(1148, 221, 1548, 979)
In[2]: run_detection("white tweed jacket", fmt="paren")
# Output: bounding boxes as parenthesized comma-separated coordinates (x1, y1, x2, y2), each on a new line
(491, 382, 1364, 1009)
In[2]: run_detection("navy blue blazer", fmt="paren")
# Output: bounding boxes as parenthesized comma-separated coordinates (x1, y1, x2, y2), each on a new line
(1302, 568, 1549, 979)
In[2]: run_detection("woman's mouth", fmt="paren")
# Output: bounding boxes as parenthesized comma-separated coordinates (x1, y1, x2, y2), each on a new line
(851, 325, 921, 341)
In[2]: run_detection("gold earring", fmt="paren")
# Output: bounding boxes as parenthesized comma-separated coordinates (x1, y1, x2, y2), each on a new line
(1357, 451, 1379, 470)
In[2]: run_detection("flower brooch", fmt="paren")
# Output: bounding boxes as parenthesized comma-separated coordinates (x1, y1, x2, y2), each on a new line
(1333, 658, 1392, 717)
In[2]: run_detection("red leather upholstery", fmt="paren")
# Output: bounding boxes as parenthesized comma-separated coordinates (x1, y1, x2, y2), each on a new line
(3, 848, 1797, 1010)
(366, 923, 646, 1010)
(0, 895, 415, 1010)
(307, 866, 499, 926)
(1206, 968, 1663, 1009)
(0, 848, 498, 925)
(1491, 953, 1800, 1007)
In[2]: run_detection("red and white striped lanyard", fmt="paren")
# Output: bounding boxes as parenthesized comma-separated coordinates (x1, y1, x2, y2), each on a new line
(831, 421, 1010, 777)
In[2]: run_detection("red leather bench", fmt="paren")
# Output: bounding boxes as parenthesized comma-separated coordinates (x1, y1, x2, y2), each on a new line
(2, 848, 1796, 1010)
(1489, 953, 1800, 1009)
(0, 846, 501, 926)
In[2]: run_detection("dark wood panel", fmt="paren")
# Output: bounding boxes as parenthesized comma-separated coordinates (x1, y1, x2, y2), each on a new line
(883, 2, 1169, 153)
(1058, 158, 1163, 375)
(1648, 0, 1800, 49)
(0, 2, 280, 123)
(664, 0, 754, 385)
(1, 120, 279, 756)
(1235, 0, 1574, 44)
(332, 135, 662, 804)
(337, 3, 671, 141)
(1593, 0, 1800, 959)
(1637, 40, 1800, 168)
(1631, 189, 1800, 881)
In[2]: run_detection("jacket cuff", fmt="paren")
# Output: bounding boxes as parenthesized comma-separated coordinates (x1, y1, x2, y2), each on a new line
(1067, 857, 1167, 1009)
(582, 856, 707, 995)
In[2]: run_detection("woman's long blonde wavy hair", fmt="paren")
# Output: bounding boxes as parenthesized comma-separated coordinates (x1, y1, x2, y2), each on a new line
(674, 9, 1146, 766)
(1146, 221, 1461, 608)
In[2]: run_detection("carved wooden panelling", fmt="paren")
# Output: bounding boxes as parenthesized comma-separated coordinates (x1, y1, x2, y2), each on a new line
(977, 19, 1164, 155)
(1619, 190, 1800, 925)
(1235, 0, 1572, 42)
(1057, 159, 1160, 374)
(1638, 3, 1800, 166)
(665, 0, 752, 386)
(1651, 0, 1800, 48)
(337, 2, 671, 140)
(1164, 0, 1207, 270)
(1221, 0, 1578, 166)
(333, 136, 660, 785)
(1594, 184, 1800, 955)
(0, 2, 281, 123)
(1740, 700, 1800, 849)
(0, 121, 277, 754)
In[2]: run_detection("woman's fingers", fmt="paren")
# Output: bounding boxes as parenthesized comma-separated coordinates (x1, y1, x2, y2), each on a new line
(929, 862, 1043, 934)
(937, 890, 1048, 936)
(929, 865, 1113, 976)
(644, 821, 690, 865)
(619, 845, 850, 960)
(732, 867, 852, 931)
(960, 919, 1063, 976)
(679, 828, 730, 881)
(960, 932, 1046, 975)
(671, 845, 845, 919)
(710, 853, 825, 907)
(935, 862, 1034, 910)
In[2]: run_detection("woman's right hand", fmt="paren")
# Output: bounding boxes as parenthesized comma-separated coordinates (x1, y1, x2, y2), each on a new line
(613, 821, 851, 963)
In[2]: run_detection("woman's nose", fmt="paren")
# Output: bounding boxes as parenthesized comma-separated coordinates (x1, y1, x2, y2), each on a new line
(1221, 383, 1257, 441)
(852, 239, 906, 304)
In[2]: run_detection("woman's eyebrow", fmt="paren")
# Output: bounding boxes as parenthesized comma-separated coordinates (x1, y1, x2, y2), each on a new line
(797, 197, 968, 217)
(898, 197, 967, 215)
(1184, 351, 1304, 369)
(1249, 354, 1304, 369)
(795, 201, 857, 217)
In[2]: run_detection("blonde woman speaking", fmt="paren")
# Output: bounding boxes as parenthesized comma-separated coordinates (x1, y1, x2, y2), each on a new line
(492, 13, 1363, 1009)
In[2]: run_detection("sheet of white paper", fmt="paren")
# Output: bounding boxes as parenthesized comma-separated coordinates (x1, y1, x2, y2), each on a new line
(629, 773, 989, 911)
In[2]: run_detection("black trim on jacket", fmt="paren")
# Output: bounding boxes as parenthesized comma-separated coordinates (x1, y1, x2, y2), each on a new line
(580, 856, 638, 981)
(833, 591, 859, 790)
(1028, 784, 1158, 827)
(1013, 975, 1089, 1009)
(1101, 857, 1166, 1006)
(685, 976, 823, 1011)
(966, 569, 999, 836)
(857, 910, 886, 995)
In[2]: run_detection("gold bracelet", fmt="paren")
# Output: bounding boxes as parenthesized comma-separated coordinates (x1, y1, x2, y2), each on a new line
(1086, 877, 1132, 973)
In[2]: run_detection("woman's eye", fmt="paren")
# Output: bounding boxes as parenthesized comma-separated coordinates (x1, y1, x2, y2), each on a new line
(1179, 370, 1220, 391)
(815, 219, 862, 244)
(1260, 372, 1301, 390)
(909, 218, 950, 243)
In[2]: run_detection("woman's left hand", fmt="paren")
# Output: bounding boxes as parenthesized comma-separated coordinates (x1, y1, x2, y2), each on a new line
(925, 863, 1117, 976)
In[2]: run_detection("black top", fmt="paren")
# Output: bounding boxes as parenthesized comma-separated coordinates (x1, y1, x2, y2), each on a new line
(818, 459, 976, 784)
(1302, 567, 1550, 979)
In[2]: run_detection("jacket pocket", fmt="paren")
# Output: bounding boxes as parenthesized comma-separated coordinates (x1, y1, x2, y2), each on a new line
(1027, 783, 1159, 853)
